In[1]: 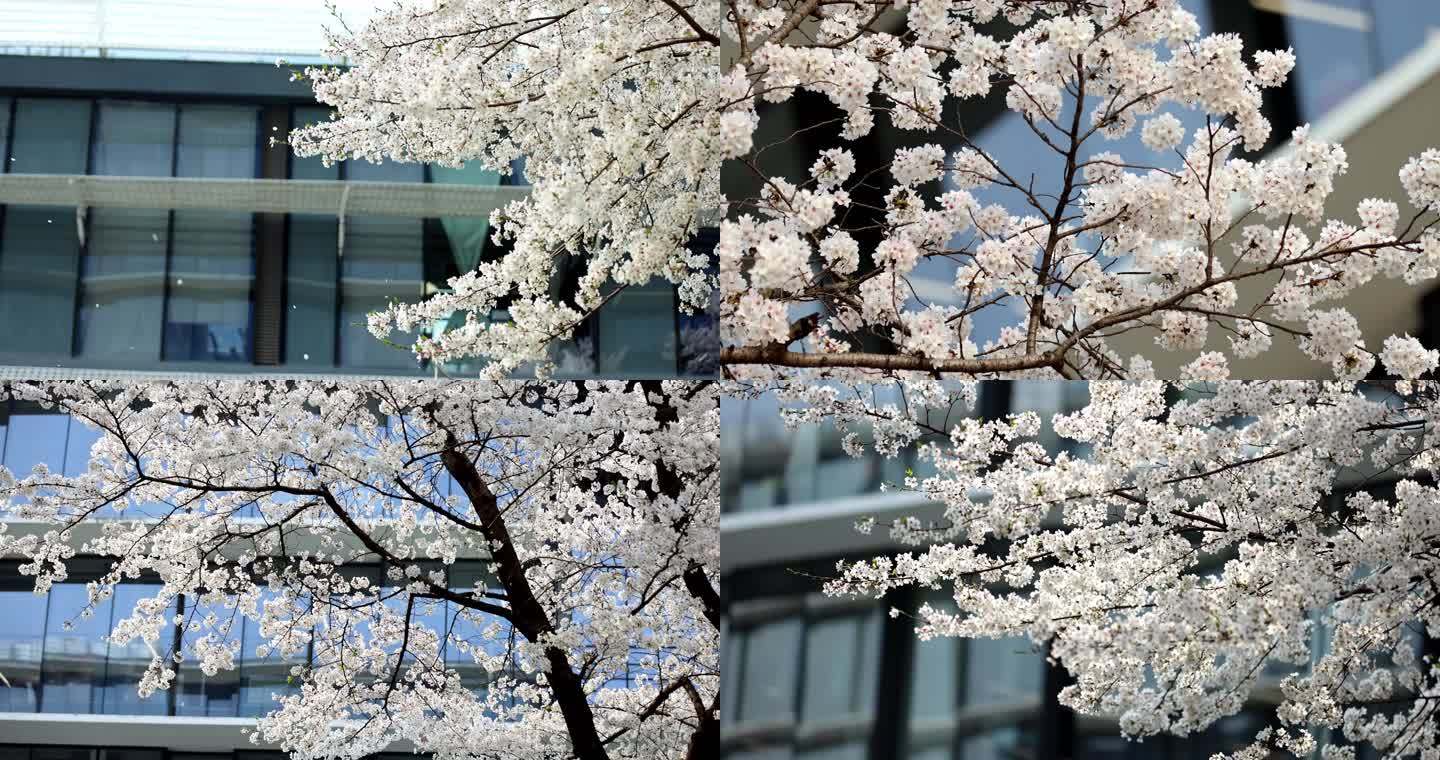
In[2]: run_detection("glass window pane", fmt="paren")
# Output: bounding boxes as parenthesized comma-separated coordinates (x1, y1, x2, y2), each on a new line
(77, 101, 175, 363)
(165, 209, 254, 362)
(506, 156, 529, 186)
(802, 616, 861, 721)
(76, 207, 169, 361)
(100, 584, 174, 715)
(720, 624, 740, 727)
(0, 570, 47, 712)
(961, 726, 1026, 760)
(166, 105, 257, 363)
(176, 105, 256, 179)
(339, 215, 422, 370)
(42, 581, 116, 713)
(237, 588, 300, 717)
(908, 635, 959, 720)
(964, 637, 1043, 705)
(446, 562, 505, 693)
(174, 596, 242, 717)
(0, 205, 81, 358)
(91, 101, 174, 177)
(430, 162, 500, 276)
(738, 618, 800, 724)
(62, 417, 101, 478)
(1079, 734, 1132, 760)
(285, 110, 339, 368)
(1281, 5, 1375, 122)
(728, 748, 792, 760)
(3, 410, 69, 478)
(9, 99, 91, 175)
(907, 747, 951, 760)
(1373, 1, 1440, 70)
(284, 214, 337, 367)
(597, 280, 677, 375)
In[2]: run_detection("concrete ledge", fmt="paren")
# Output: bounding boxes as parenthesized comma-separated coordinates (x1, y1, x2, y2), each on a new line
(719, 491, 942, 572)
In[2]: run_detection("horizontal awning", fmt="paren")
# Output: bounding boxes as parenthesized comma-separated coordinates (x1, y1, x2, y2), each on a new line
(0, 173, 528, 218)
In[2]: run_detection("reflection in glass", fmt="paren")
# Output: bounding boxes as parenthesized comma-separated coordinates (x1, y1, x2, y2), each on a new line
(339, 215, 422, 369)
(62, 418, 101, 478)
(41, 582, 115, 713)
(801, 614, 872, 722)
(77, 101, 176, 362)
(8, 99, 91, 174)
(100, 584, 174, 715)
(166, 105, 257, 362)
(960, 726, 1025, 760)
(237, 589, 300, 717)
(965, 637, 1043, 705)
(175, 596, 241, 717)
(2, 410, 69, 479)
(597, 279, 677, 375)
(284, 106, 341, 367)
(166, 208, 253, 362)
(429, 162, 500, 276)
(0, 205, 82, 357)
(285, 214, 338, 367)
(338, 161, 424, 369)
(0, 100, 94, 356)
(0, 571, 46, 712)
(448, 563, 506, 696)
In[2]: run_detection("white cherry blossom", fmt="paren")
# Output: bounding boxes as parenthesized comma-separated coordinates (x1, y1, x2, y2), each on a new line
(743, 377, 1440, 758)
(720, 0, 1440, 382)
(288, 0, 719, 374)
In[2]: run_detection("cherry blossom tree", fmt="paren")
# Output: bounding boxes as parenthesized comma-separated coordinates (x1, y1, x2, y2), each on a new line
(288, 0, 719, 375)
(718, 0, 1440, 381)
(742, 376, 1440, 757)
(0, 380, 718, 760)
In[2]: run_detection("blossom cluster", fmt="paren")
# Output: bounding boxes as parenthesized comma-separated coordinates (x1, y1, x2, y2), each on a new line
(0, 381, 718, 760)
(290, 0, 720, 374)
(720, 0, 1440, 381)
(771, 377, 1440, 758)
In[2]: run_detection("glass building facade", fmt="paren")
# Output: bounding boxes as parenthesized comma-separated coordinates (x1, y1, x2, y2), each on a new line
(0, 59, 716, 379)
(0, 403, 516, 724)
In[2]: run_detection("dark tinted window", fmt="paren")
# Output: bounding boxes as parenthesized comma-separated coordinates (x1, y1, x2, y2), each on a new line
(166, 105, 258, 362)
